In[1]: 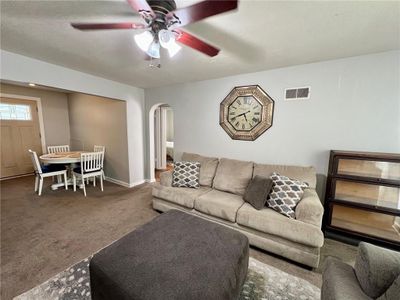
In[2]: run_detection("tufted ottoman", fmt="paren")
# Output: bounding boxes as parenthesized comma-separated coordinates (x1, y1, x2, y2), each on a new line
(90, 210, 249, 300)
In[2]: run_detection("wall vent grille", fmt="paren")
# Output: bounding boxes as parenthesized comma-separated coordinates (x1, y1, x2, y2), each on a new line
(284, 87, 310, 100)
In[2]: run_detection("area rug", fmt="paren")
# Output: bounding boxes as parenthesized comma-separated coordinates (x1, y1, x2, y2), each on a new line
(14, 257, 320, 300)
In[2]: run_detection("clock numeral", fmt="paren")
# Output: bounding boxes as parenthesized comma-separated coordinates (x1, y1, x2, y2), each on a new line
(242, 124, 245, 130)
(253, 105, 259, 110)
(230, 117, 236, 122)
(235, 121, 240, 127)
(244, 97, 252, 105)
(236, 99, 241, 105)
(254, 112, 260, 115)
(231, 106, 237, 109)
(252, 117, 259, 123)
(229, 112, 235, 115)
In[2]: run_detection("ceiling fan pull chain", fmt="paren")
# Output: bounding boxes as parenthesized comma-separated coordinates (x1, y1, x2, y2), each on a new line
(149, 57, 161, 69)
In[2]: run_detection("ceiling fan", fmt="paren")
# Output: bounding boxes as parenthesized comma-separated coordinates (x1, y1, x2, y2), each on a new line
(71, 0, 238, 67)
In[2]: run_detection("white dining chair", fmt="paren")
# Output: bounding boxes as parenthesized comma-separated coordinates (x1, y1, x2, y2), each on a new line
(47, 145, 70, 154)
(72, 152, 104, 197)
(94, 145, 106, 180)
(28, 149, 68, 196)
(94, 145, 105, 153)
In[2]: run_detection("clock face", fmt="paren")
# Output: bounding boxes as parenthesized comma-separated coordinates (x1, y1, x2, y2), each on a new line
(220, 85, 274, 141)
(228, 96, 262, 131)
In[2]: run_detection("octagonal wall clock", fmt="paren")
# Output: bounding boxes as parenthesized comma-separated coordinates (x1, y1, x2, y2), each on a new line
(219, 85, 275, 141)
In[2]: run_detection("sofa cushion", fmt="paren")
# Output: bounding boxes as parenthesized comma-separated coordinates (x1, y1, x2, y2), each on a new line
(172, 161, 200, 188)
(152, 184, 211, 209)
(243, 175, 273, 210)
(253, 163, 317, 189)
(266, 173, 309, 218)
(322, 257, 372, 300)
(354, 242, 400, 299)
(182, 152, 219, 187)
(213, 158, 253, 195)
(194, 189, 245, 222)
(237, 203, 324, 247)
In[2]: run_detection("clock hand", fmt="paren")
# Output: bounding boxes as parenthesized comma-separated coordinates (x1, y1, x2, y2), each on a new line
(234, 112, 244, 118)
(241, 111, 250, 119)
(236, 110, 251, 119)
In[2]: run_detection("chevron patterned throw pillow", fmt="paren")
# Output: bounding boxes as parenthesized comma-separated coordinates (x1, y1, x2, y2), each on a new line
(267, 173, 309, 218)
(172, 161, 201, 188)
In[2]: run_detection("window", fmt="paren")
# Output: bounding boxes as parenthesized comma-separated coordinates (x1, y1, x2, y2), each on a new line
(0, 103, 32, 120)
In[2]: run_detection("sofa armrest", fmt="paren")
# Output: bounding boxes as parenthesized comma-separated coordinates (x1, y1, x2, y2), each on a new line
(354, 242, 400, 299)
(295, 189, 324, 228)
(160, 170, 173, 187)
(321, 257, 372, 300)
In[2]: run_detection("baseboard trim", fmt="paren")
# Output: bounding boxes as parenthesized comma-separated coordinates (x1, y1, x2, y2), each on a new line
(105, 177, 130, 187)
(105, 177, 148, 188)
(1, 173, 34, 181)
(130, 180, 146, 187)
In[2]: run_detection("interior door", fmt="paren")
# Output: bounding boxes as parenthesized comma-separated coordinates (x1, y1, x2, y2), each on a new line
(154, 106, 167, 170)
(0, 97, 42, 178)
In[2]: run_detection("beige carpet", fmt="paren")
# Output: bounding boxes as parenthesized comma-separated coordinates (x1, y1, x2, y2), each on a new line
(1, 176, 357, 300)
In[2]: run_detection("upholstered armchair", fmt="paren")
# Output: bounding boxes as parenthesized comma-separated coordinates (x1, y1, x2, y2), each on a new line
(321, 242, 400, 300)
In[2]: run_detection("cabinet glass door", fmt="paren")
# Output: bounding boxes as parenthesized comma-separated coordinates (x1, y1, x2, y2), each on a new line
(331, 204, 400, 243)
(337, 159, 400, 180)
(334, 180, 400, 210)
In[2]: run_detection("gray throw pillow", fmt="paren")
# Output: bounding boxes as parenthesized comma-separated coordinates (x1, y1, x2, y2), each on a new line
(172, 161, 200, 188)
(266, 172, 308, 218)
(243, 175, 273, 210)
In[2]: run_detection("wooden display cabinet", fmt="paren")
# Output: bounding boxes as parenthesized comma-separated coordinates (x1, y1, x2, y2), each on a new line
(324, 150, 400, 249)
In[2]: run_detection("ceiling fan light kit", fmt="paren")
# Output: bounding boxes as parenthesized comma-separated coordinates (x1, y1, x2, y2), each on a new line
(134, 29, 181, 59)
(134, 31, 154, 52)
(71, 0, 239, 68)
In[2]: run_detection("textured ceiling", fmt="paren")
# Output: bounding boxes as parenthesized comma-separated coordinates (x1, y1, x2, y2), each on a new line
(1, 0, 399, 88)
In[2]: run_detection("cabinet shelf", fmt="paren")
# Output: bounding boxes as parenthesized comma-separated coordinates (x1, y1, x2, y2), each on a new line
(332, 174, 400, 187)
(324, 150, 400, 249)
(329, 198, 400, 216)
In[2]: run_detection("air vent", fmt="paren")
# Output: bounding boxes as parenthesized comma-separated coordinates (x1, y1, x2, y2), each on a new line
(284, 87, 310, 101)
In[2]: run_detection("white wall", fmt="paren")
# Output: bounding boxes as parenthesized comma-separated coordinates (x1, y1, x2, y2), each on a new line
(68, 93, 130, 183)
(145, 51, 400, 193)
(2, 50, 399, 190)
(1, 50, 145, 186)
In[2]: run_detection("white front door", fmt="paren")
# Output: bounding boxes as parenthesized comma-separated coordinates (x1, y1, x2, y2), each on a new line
(0, 97, 42, 178)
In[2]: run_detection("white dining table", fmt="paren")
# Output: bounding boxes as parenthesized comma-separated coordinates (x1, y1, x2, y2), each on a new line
(40, 151, 85, 190)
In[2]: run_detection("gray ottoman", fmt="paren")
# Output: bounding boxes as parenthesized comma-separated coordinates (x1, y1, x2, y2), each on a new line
(90, 210, 249, 300)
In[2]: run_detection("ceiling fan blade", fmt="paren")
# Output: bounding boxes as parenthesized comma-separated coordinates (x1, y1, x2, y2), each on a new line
(167, 0, 238, 27)
(175, 29, 220, 57)
(126, 0, 155, 18)
(71, 22, 146, 30)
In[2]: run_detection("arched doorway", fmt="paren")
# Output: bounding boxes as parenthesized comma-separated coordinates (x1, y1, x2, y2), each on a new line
(148, 103, 174, 182)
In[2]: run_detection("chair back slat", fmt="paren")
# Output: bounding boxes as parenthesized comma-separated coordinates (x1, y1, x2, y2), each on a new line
(94, 145, 105, 169)
(80, 152, 103, 173)
(28, 149, 42, 174)
(47, 145, 70, 154)
(94, 145, 105, 153)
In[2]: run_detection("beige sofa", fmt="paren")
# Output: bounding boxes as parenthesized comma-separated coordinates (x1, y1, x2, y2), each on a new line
(152, 152, 324, 268)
